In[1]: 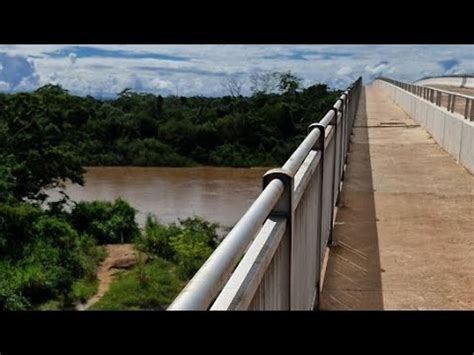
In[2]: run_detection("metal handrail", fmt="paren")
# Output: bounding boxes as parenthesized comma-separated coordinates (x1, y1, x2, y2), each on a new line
(424, 86, 474, 100)
(168, 76, 363, 310)
(413, 74, 474, 84)
(168, 178, 285, 310)
(377, 77, 474, 121)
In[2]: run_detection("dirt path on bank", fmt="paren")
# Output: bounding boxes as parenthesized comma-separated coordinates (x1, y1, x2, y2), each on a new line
(78, 244, 137, 310)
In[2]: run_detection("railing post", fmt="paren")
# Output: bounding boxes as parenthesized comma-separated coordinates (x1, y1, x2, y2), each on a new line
(336, 100, 344, 169)
(262, 168, 294, 310)
(470, 99, 474, 121)
(307, 123, 325, 310)
(328, 106, 341, 246)
(341, 94, 348, 179)
(343, 91, 351, 159)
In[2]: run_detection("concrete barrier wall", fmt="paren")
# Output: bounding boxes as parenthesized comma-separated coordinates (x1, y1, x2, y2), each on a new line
(414, 76, 474, 88)
(375, 80, 474, 174)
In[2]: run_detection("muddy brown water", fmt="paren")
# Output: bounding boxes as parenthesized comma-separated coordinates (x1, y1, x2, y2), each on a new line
(49, 166, 270, 228)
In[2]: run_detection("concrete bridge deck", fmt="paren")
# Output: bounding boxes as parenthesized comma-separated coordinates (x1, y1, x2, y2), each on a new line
(320, 85, 474, 310)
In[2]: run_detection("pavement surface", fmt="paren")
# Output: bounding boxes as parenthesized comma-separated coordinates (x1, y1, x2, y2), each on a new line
(320, 85, 474, 310)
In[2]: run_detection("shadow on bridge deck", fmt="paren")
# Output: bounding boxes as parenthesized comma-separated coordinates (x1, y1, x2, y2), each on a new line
(320, 87, 384, 309)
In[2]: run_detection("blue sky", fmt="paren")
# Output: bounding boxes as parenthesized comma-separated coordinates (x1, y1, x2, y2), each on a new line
(0, 45, 472, 97)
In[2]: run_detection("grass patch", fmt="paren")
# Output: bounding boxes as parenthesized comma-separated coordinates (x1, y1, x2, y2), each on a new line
(89, 217, 220, 310)
(90, 258, 184, 310)
(70, 277, 99, 304)
(36, 298, 65, 311)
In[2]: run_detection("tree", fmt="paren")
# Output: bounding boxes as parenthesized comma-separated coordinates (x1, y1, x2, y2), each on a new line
(0, 87, 85, 202)
(249, 71, 279, 95)
(277, 71, 302, 95)
(70, 198, 139, 244)
(222, 76, 243, 97)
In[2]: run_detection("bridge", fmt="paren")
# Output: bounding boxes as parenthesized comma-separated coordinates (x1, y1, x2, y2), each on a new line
(168, 76, 474, 310)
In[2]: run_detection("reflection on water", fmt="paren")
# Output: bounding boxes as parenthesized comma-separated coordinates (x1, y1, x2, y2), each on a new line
(50, 166, 270, 228)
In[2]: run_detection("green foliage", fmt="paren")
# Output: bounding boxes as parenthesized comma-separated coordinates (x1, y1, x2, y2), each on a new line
(277, 71, 302, 95)
(178, 217, 220, 249)
(136, 216, 219, 280)
(91, 216, 220, 310)
(70, 277, 99, 304)
(0, 198, 105, 310)
(90, 258, 184, 310)
(169, 229, 214, 279)
(0, 76, 340, 170)
(0, 261, 31, 310)
(123, 138, 194, 166)
(36, 299, 65, 311)
(0, 86, 85, 202)
(137, 215, 180, 259)
(70, 198, 140, 244)
(0, 199, 43, 257)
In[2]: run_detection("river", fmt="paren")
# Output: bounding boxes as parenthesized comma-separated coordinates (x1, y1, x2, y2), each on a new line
(50, 166, 270, 228)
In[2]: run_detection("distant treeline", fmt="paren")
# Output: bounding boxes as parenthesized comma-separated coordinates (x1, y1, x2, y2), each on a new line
(0, 71, 341, 169)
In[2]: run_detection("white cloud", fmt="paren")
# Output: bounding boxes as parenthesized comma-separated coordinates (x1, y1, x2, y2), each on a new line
(0, 45, 472, 96)
(149, 77, 174, 91)
(0, 54, 39, 91)
(0, 80, 10, 90)
(337, 66, 353, 76)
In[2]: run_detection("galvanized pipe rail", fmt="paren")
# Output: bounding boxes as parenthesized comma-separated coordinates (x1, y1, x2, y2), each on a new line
(378, 77, 474, 121)
(168, 77, 363, 310)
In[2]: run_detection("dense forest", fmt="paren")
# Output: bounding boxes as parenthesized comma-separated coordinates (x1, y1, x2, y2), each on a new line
(0, 71, 341, 310)
(1, 71, 341, 172)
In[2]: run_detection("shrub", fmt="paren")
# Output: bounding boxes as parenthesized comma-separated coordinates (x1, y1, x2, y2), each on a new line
(0, 201, 105, 310)
(136, 215, 180, 259)
(0, 200, 42, 258)
(90, 258, 184, 310)
(19, 240, 68, 302)
(136, 216, 219, 280)
(169, 229, 214, 279)
(70, 198, 140, 244)
(70, 277, 99, 304)
(0, 261, 30, 310)
(178, 217, 219, 248)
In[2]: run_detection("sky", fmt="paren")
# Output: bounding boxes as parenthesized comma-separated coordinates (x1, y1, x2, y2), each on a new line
(0, 45, 472, 98)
